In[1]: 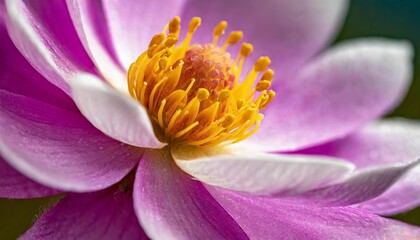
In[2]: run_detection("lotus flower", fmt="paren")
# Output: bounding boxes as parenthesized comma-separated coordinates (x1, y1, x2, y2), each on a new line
(1, 0, 420, 239)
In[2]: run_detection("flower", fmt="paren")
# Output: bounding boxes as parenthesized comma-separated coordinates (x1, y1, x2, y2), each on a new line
(1, 0, 420, 239)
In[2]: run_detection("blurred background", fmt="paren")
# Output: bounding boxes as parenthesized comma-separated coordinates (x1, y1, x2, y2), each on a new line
(1, 0, 419, 239)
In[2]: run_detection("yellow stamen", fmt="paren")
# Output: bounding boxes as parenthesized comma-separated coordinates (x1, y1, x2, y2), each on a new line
(213, 21, 228, 45)
(127, 17, 276, 146)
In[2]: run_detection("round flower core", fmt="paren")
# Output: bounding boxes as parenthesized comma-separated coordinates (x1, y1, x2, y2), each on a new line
(128, 17, 275, 146)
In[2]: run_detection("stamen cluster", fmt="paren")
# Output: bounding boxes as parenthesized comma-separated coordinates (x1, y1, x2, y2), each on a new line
(128, 17, 275, 146)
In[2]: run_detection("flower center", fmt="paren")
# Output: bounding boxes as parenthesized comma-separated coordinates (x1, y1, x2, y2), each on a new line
(127, 17, 275, 147)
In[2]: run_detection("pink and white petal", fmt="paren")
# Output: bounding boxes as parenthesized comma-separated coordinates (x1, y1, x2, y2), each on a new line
(243, 39, 413, 152)
(172, 146, 354, 195)
(0, 90, 143, 192)
(66, 0, 128, 92)
(103, 0, 187, 69)
(70, 73, 165, 149)
(298, 159, 419, 207)
(207, 186, 420, 239)
(182, 0, 348, 78)
(0, 21, 76, 111)
(300, 119, 420, 215)
(133, 149, 248, 239)
(4, 0, 96, 95)
(22, 187, 148, 239)
(0, 156, 60, 199)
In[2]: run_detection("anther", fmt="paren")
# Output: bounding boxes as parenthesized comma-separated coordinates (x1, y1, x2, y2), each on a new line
(220, 114, 235, 128)
(240, 43, 253, 57)
(226, 31, 243, 45)
(256, 80, 271, 91)
(169, 17, 181, 34)
(149, 33, 165, 48)
(164, 36, 178, 48)
(213, 21, 228, 37)
(218, 90, 230, 102)
(261, 69, 274, 81)
(254, 56, 271, 72)
(188, 17, 201, 33)
(197, 88, 210, 101)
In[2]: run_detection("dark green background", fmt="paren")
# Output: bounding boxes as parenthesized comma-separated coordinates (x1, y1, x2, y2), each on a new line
(1, 0, 420, 239)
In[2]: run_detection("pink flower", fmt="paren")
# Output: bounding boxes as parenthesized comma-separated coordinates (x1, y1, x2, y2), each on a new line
(1, 0, 420, 239)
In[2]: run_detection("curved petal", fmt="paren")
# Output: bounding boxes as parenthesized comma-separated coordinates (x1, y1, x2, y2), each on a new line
(133, 149, 248, 240)
(0, 156, 60, 199)
(299, 159, 419, 207)
(0, 90, 143, 192)
(66, 0, 128, 92)
(22, 187, 148, 239)
(300, 119, 420, 215)
(0, 21, 76, 111)
(70, 73, 165, 149)
(103, 0, 187, 69)
(173, 146, 354, 195)
(207, 186, 420, 239)
(182, 0, 348, 78)
(244, 39, 413, 152)
(5, 0, 96, 95)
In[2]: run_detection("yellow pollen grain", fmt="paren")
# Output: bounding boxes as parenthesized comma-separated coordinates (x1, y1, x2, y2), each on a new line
(127, 17, 276, 147)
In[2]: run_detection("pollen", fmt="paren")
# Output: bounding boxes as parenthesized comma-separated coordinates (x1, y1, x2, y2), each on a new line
(127, 17, 276, 147)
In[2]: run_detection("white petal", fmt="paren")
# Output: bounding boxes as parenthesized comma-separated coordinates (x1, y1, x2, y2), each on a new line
(173, 146, 355, 195)
(66, 0, 128, 92)
(69, 73, 165, 149)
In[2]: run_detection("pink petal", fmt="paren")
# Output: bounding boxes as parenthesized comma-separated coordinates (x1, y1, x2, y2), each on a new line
(173, 146, 354, 195)
(207, 186, 420, 239)
(133, 149, 247, 239)
(301, 119, 420, 215)
(299, 159, 419, 207)
(70, 73, 165, 149)
(4, 0, 96, 95)
(0, 21, 76, 111)
(182, 0, 348, 78)
(0, 156, 60, 199)
(103, 0, 187, 69)
(66, 0, 128, 92)
(243, 39, 413, 152)
(0, 90, 143, 192)
(22, 186, 148, 239)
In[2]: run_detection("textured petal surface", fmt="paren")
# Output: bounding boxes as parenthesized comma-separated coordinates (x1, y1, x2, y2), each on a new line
(5, 0, 95, 95)
(182, 0, 348, 79)
(301, 119, 420, 215)
(22, 186, 148, 239)
(103, 0, 187, 69)
(207, 186, 420, 239)
(66, 0, 128, 92)
(0, 20, 76, 111)
(0, 156, 59, 199)
(299, 159, 419, 207)
(133, 149, 248, 240)
(0, 90, 143, 192)
(70, 73, 165, 149)
(173, 146, 354, 195)
(244, 39, 413, 152)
